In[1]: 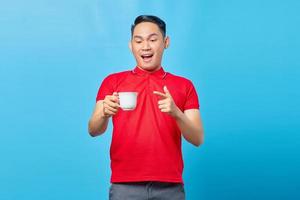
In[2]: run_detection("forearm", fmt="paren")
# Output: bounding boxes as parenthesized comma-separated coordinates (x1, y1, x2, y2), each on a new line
(88, 101, 110, 137)
(174, 109, 204, 146)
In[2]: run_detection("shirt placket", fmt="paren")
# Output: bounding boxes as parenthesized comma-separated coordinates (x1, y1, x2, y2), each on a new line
(147, 74, 150, 92)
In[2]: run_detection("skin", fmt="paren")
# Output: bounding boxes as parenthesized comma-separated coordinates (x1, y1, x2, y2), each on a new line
(129, 22, 169, 72)
(88, 22, 204, 146)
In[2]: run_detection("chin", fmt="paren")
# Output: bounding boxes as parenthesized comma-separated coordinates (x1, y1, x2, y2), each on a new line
(139, 64, 160, 71)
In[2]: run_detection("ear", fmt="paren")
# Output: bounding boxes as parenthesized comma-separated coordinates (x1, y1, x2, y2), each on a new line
(128, 41, 132, 52)
(164, 36, 170, 49)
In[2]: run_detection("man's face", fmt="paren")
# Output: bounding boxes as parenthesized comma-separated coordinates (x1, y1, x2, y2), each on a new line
(130, 22, 169, 71)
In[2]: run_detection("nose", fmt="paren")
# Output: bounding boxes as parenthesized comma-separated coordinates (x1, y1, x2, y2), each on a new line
(142, 41, 151, 51)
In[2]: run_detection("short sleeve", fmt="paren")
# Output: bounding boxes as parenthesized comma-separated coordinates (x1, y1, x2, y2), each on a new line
(184, 81, 200, 110)
(96, 75, 114, 102)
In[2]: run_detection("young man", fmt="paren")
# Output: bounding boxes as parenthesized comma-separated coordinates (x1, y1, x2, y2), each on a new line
(88, 15, 204, 200)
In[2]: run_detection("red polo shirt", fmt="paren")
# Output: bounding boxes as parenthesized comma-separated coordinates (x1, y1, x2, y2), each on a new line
(96, 66, 200, 183)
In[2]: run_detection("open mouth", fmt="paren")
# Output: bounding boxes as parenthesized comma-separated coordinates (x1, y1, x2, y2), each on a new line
(141, 54, 154, 62)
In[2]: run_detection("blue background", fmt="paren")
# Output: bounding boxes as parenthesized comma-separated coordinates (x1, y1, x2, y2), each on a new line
(1, 0, 299, 199)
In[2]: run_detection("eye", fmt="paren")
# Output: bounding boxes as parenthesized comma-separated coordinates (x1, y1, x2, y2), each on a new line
(150, 39, 157, 42)
(135, 40, 142, 44)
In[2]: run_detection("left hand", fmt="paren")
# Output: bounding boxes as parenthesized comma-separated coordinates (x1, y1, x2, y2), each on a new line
(153, 86, 181, 117)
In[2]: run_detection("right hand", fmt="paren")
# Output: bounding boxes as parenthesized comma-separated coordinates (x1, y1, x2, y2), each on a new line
(101, 92, 120, 118)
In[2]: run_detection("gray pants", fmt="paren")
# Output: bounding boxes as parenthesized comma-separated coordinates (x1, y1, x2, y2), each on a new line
(109, 182, 185, 200)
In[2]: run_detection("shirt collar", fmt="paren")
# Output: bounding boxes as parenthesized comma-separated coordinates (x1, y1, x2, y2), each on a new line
(132, 66, 167, 79)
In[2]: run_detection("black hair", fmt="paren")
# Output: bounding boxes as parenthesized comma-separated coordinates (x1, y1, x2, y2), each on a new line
(131, 15, 166, 38)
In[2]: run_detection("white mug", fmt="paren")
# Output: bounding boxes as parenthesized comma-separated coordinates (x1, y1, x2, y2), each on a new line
(118, 92, 138, 110)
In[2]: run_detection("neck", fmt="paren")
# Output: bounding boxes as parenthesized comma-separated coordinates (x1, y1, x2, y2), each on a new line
(137, 66, 161, 72)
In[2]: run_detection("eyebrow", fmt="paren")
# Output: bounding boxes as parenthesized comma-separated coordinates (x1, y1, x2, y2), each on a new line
(133, 33, 159, 40)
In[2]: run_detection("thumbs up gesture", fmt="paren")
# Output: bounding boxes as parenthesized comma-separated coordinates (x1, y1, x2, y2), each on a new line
(153, 86, 180, 117)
